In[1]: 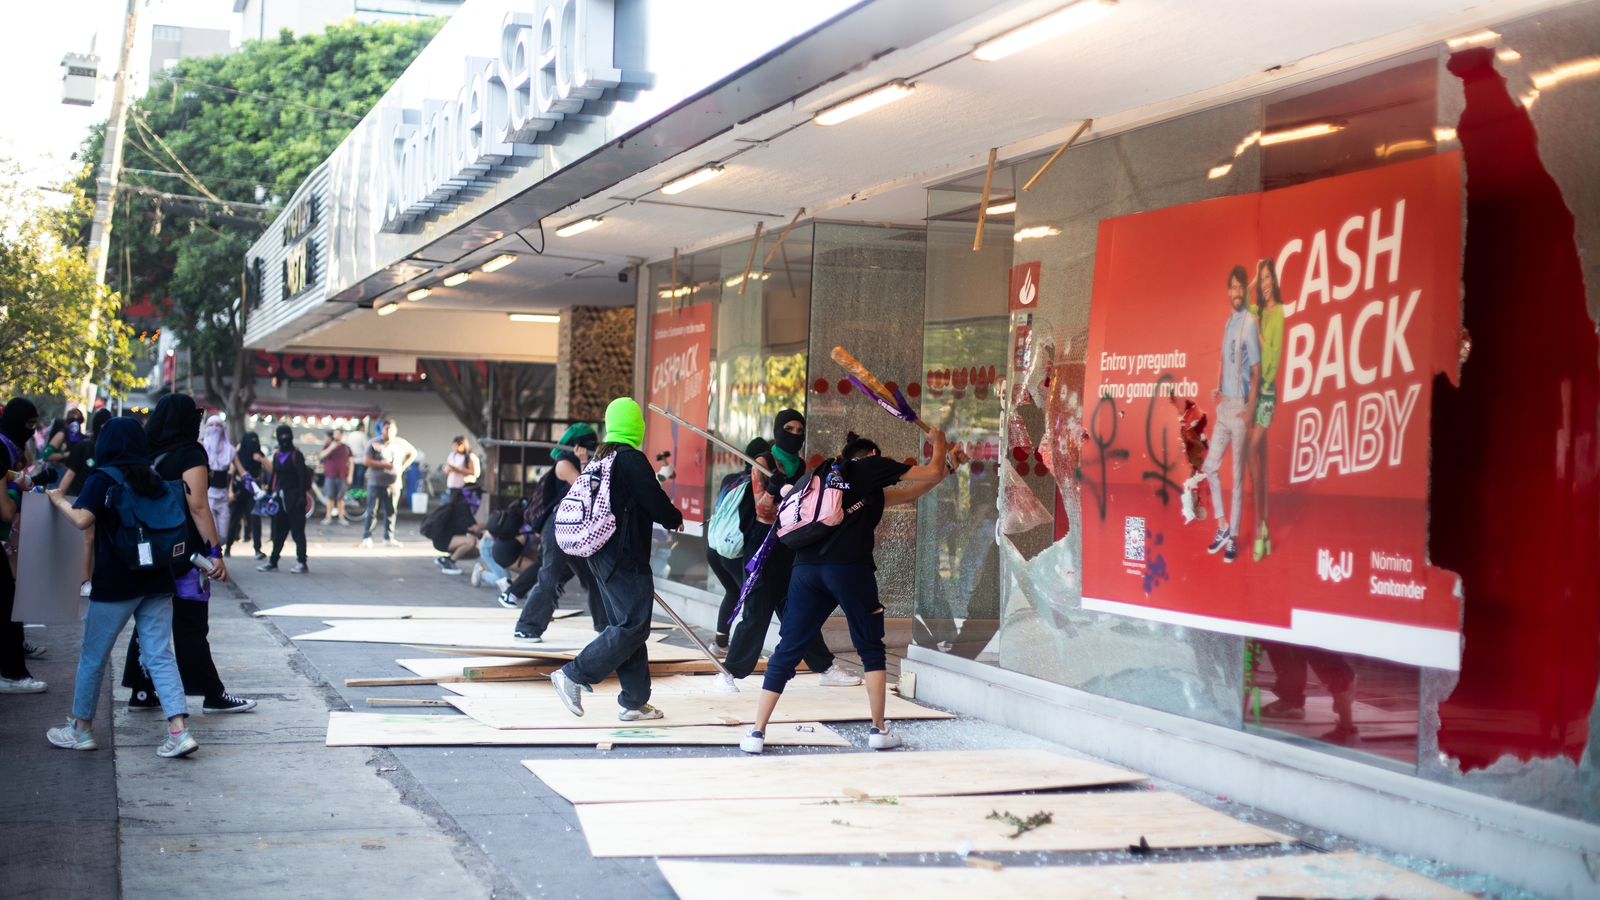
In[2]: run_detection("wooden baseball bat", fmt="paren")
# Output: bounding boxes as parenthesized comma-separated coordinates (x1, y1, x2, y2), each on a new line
(832, 346, 970, 468)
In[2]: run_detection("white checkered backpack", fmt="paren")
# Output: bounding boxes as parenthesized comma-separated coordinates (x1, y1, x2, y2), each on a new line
(554, 453, 617, 557)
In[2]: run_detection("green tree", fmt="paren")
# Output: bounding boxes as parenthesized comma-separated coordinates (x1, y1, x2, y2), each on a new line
(0, 158, 139, 400)
(70, 19, 443, 432)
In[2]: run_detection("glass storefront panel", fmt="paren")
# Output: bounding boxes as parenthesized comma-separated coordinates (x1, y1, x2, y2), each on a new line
(916, 2, 1600, 823)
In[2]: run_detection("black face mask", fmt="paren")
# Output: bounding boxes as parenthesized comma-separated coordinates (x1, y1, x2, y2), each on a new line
(774, 430, 804, 455)
(277, 432, 293, 450)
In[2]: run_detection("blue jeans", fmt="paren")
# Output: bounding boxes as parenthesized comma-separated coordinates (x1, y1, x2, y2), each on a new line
(479, 534, 515, 584)
(75, 593, 187, 722)
(762, 563, 887, 694)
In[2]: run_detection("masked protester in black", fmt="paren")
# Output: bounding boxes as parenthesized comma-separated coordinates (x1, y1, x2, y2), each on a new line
(718, 409, 857, 692)
(124, 394, 255, 714)
(229, 432, 265, 558)
(705, 437, 769, 652)
(0, 432, 42, 692)
(258, 424, 309, 573)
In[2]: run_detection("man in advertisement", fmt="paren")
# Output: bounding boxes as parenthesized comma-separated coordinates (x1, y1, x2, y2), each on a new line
(1202, 265, 1260, 563)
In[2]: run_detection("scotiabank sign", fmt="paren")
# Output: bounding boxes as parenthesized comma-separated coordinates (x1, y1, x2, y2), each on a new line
(255, 352, 421, 383)
(380, 0, 621, 232)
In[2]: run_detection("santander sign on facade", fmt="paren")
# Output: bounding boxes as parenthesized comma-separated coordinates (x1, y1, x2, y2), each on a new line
(380, 0, 621, 233)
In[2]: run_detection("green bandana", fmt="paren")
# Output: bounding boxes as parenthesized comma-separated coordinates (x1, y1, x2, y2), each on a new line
(770, 443, 802, 478)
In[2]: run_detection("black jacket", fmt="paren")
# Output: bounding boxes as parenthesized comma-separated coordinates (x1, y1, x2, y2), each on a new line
(604, 446, 683, 570)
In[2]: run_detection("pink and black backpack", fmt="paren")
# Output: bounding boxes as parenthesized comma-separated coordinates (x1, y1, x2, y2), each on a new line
(775, 459, 850, 549)
(554, 454, 618, 557)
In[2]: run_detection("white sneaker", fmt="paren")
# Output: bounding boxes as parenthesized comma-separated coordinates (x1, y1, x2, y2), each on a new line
(46, 718, 96, 750)
(79, 580, 92, 598)
(868, 724, 901, 751)
(469, 562, 485, 588)
(360, 537, 374, 549)
(618, 704, 663, 722)
(0, 676, 47, 693)
(494, 577, 512, 593)
(710, 672, 739, 693)
(23, 640, 46, 659)
(157, 729, 199, 759)
(550, 668, 586, 717)
(739, 728, 765, 754)
(384, 539, 404, 548)
(818, 665, 863, 687)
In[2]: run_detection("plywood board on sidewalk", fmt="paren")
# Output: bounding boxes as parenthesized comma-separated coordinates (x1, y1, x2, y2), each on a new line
(413, 641, 713, 663)
(397, 656, 535, 679)
(656, 854, 1472, 900)
(324, 712, 848, 748)
(448, 686, 951, 730)
(396, 656, 761, 681)
(291, 619, 667, 652)
(256, 603, 517, 620)
(577, 791, 1288, 858)
(525, 749, 1142, 804)
(441, 673, 824, 699)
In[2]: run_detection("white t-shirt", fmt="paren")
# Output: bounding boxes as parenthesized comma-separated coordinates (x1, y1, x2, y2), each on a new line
(446, 449, 477, 489)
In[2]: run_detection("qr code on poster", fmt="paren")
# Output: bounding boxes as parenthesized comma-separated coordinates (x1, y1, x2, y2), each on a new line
(1123, 516, 1146, 562)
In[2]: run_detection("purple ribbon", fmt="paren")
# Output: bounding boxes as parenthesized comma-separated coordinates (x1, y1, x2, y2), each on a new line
(729, 525, 778, 627)
(0, 434, 21, 471)
(846, 376, 917, 423)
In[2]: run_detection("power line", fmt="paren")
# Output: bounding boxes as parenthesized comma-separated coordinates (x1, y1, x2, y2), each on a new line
(161, 75, 362, 121)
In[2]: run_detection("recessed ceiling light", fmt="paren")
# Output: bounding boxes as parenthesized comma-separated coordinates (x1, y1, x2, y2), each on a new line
(1014, 225, 1061, 242)
(661, 165, 724, 195)
(481, 254, 517, 273)
(508, 313, 561, 324)
(813, 81, 915, 126)
(973, 0, 1117, 62)
(1531, 56, 1600, 90)
(1207, 163, 1232, 180)
(555, 217, 603, 237)
(985, 200, 1017, 215)
(406, 287, 431, 301)
(377, 303, 400, 316)
(1445, 29, 1499, 50)
(442, 271, 471, 287)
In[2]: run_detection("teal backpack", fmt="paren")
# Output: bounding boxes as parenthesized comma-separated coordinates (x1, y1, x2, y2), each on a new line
(706, 476, 750, 559)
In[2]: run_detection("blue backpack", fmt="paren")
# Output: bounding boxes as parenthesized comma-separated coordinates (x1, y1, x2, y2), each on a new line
(706, 475, 750, 560)
(101, 465, 191, 570)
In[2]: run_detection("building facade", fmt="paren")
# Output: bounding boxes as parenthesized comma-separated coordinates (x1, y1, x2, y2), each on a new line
(243, 2, 1600, 894)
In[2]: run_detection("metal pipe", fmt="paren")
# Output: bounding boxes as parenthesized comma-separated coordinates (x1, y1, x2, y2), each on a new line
(647, 404, 773, 477)
(653, 592, 731, 677)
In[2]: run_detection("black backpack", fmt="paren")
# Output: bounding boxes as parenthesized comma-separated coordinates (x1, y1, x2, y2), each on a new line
(525, 468, 563, 533)
(487, 497, 528, 540)
(418, 503, 452, 542)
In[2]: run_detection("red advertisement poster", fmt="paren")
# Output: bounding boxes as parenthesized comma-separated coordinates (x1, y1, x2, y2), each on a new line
(646, 303, 714, 534)
(1080, 153, 1464, 670)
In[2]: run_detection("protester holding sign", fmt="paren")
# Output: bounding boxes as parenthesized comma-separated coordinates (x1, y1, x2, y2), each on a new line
(0, 434, 43, 694)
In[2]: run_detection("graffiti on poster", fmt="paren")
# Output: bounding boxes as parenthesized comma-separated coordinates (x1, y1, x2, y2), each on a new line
(646, 304, 714, 534)
(1080, 153, 1464, 670)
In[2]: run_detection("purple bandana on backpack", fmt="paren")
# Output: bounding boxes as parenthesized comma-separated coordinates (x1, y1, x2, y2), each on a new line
(729, 526, 779, 627)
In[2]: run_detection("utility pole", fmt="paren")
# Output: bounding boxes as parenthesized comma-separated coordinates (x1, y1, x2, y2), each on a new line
(77, 0, 140, 409)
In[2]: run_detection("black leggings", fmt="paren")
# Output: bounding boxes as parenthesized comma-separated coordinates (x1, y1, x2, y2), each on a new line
(706, 546, 742, 642)
(0, 563, 31, 681)
(270, 504, 307, 564)
(124, 598, 225, 700)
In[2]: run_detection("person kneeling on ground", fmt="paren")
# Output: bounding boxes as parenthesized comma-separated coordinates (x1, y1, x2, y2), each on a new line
(741, 428, 949, 754)
(549, 399, 681, 722)
(45, 417, 211, 758)
(429, 487, 485, 575)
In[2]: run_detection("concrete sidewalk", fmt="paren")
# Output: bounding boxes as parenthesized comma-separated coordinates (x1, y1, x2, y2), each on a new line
(9, 516, 1516, 899)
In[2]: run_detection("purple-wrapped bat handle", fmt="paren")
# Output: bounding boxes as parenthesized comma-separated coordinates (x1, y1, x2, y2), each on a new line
(847, 376, 917, 423)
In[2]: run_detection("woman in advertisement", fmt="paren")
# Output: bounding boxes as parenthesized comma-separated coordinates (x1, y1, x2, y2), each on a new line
(1248, 258, 1285, 563)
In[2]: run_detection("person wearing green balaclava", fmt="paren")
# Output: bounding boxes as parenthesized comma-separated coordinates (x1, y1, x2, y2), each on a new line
(508, 421, 601, 633)
(714, 408, 859, 694)
(550, 397, 682, 722)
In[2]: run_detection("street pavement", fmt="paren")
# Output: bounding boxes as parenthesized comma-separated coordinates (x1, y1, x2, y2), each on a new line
(4, 517, 1520, 899)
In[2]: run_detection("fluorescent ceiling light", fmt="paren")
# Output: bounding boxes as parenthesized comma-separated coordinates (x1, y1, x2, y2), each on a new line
(508, 313, 560, 324)
(1445, 30, 1499, 50)
(1258, 122, 1344, 146)
(1207, 163, 1232, 180)
(1532, 56, 1600, 90)
(555, 217, 603, 237)
(985, 200, 1017, 215)
(661, 165, 724, 196)
(1232, 131, 1261, 157)
(481, 254, 517, 273)
(973, 0, 1116, 62)
(406, 287, 431, 301)
(1496, 48, 1521, 63)
(376, 303, 400, 317)
(1432, 127, 1457, 142)
(813, 81, 914, 126)
(442, 271, 471, 287)
(1014, 225, 1061, 242)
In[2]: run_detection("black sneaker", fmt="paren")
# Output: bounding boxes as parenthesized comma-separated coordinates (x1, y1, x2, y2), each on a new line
(1223, 537, 1238, 563)
(497, 591, 520, 609)
(290, 562, 308, 574)
(1207, 528, 1231, 555)
(257, 562, 278, 572)
(254, 550, 267, 560)
(129, 689, 161, 710)
(202, 693, 257, 714)
(437, 557, 462, 574)
(513, 630, 543, 643)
